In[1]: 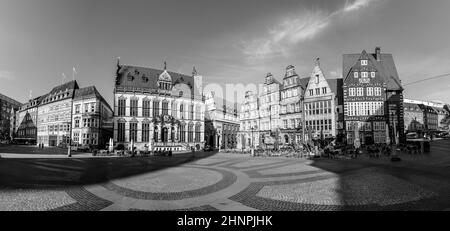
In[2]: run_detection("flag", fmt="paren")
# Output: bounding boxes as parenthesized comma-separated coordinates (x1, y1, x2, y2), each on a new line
(72, 67, 77, 80)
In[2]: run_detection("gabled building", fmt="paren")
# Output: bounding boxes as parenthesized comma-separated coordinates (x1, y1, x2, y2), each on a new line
(343, 47, 405, 145)
(0, 93, 21, 140)
(259, 73, 282, 148)
(113, 60, 205, 151)
(303, 59, 343, 141)
(15, 96, 41, 144)
(204, 92, 240, 149)
(37, 81, 79, 147)
(418, 104, 438, 132)
(71, 86, 114, 149)
(279, 65, 304, 145)
(237, 90, 260, 150)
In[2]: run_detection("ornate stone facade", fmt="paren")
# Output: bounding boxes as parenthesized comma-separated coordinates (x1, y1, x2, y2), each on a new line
(113, 60, 205, 151)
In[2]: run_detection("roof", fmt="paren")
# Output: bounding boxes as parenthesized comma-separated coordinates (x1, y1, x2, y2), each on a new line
(404, 102, 421, 111)
(74, 86, 113, 112)
(327, 78, 343, 96)
(0, 93, 22, 107)
(298, 77, 342, 95)
(343, 50, 402, 91)
(115, 64, 198, 94)
(48, 80, 79, 95)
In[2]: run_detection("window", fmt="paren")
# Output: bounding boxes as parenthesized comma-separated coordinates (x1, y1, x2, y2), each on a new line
(309, 89, 314, 96)
(75, 118, 80, 128)
(354, 72, 359, 78)
(130, 99, 138, 117)
(84, 103, 89, 113)
(361, 60, 368, 65)
(315, 74, 319, 84)
(117, 122, 125, 142)
(322, 87, 327, 94)
(179, 124, 186, 142)
(283, 120, 288, 129)
(129, 122, 137, 142)
(315, 88, 320, 95)
(142, 123, 150, 142)
(75, 104, 80, 114)
(118, 98, 126, 116)
(153, 101, 160, 117)
(366, 87, 374, 96)
(195, 124, 201, 142)
(188, 124, 194, 142)
(162, 101, 169, 115)
(375, 87, 382, 96)
(189, 104, 194, 120)
(171, 101, 177, 118)
(361, 72, 368, 78)
(371, 72, 376, 78)
(357, 88, 364, 96)
(91, 103, 96, 112)
(180, 104, 184, 119)
(349, 88, 356, 96)
(143, 100, 151, 117)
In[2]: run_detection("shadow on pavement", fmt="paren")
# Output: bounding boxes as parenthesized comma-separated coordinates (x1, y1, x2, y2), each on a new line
(0, 150, 219, 188)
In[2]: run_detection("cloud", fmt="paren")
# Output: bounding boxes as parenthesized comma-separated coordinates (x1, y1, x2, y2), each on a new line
(0, 71, 15, 80)
(344, 0, 373, 12)
(241, 0, 379, 62)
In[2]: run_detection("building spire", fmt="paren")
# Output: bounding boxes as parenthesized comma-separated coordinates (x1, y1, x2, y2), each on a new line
(164, 61, 167, 70)
(315, 57, 320, 67)
(116, 56, 120, 67)
(192, 66, 197, 76)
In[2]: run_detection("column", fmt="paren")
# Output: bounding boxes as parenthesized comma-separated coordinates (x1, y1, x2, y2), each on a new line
(174, 125, 178, 142)
(159, 100, 162, 116)
(200, 124, 204, 143)
(157, 125, 162, 142)
(168, 125, 172, 143)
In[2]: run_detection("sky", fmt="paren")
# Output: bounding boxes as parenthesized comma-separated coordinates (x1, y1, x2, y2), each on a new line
(1, 0, 450, 106)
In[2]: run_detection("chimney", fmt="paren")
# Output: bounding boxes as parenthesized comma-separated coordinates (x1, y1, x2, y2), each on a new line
(375, 47, 381, 61)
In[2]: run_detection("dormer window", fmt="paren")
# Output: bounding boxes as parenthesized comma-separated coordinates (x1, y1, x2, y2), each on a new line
(361, 60, 368, 66)
(354, 72, 359, 78)
(142, 76, 148, 83)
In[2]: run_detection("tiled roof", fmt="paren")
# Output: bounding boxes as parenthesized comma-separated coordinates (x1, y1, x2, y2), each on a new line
(343, 50, 402, 91)
(48, 80, 79, 95)
(115, 64, 197, 93)
(74, 86, 112, 112)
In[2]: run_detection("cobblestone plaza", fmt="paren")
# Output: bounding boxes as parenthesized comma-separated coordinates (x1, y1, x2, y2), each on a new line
(1, 139, 450, 211)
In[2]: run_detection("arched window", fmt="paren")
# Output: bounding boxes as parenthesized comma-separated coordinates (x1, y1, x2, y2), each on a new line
(171, 101, 177, 118)
(180, 104, 185, 119)
(195, 105, 201, 120)
(179, 123, 186, 142)
(195, 123, 201, 142)
(188, 123, 194, 142)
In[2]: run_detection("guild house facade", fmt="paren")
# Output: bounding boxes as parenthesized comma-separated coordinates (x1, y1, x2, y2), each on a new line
(113, 60, 205, 151)
(279, 65, 304, 145)
(343, 47, 405, 145)
(303, 59, 343, 141)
